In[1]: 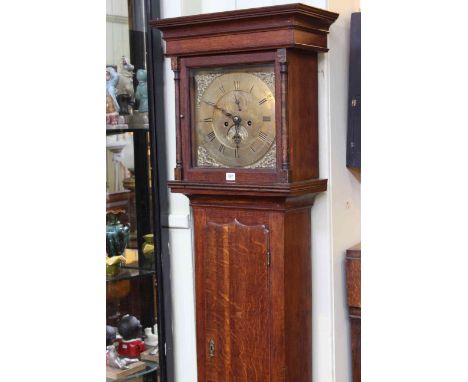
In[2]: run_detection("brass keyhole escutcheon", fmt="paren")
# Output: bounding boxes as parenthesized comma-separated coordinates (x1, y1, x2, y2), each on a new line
(208, 339, 215, 357)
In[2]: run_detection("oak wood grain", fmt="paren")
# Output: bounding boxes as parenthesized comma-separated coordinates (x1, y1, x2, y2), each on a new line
(202, 218, 271, 381)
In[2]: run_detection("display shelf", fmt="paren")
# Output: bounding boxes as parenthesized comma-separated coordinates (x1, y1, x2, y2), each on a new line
(106, 361, 159, 382)
(106, 127, 150, 136)
(106, 0, 166, 379)
(106, 268, 155, 283)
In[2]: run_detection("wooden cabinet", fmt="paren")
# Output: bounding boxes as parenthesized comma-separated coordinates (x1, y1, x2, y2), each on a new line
(346, 244, 361, 382)
(198, 210, 271, 381)
(187, 195, 315, 382)
(346, 12, 361, 169)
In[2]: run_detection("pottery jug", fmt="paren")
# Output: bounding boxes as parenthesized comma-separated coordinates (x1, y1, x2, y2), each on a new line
(106, 212, 130, 257)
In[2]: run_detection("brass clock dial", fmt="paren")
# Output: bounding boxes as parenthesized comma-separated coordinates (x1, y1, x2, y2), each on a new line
(194, 70, 276, 168)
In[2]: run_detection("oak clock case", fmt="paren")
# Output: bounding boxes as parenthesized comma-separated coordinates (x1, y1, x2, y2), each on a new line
(152, 4, 338, 382)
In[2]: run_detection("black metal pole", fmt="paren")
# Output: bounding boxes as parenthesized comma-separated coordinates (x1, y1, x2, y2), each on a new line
(145, 0, 174, 381)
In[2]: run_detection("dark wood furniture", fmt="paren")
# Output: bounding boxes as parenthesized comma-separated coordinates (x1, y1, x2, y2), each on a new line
(346, 12, 361, 169)
(152, 4, 338, 381)
(346, 243, 361, 382)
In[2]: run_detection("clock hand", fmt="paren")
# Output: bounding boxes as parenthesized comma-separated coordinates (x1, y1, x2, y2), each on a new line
(203, 99, 243, 147)
(234, 94, 242, 111)
(203, 100, 233, 118)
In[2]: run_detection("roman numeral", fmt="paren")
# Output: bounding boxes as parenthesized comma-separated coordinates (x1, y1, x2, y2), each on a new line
(258, 131, 273, 144)
(201, 117, 213, 122)
(259, 94, 273, 105)
(219, 85, 225, 94)
(234, 148, 240, 158)
(234, 80, 240, 90)
(250, 84, 254, 93)
(207, 131, 216, 142)
(218, 144, 225, 153)
(249, 145, 256, 152)
(263, 116, 271, 122)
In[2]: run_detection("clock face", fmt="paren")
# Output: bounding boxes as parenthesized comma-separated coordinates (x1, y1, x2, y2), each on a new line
(192, 65, 276, 168)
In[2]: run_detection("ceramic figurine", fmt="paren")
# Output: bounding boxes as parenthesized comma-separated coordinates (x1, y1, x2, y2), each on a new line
(106, 106, 119, 126)
(107, 324, 139, 369)
(135, 69, 148, 112)
(107, 325, 117, 346)
(106, 67, 120, 112)
(107, 344, 139, 369)
(117, 57, 135, 115)
(106, 212, 130, 257)
(117, 315, 145, 358)
(117, 56, 135, 98)
(106, 94, 116, 114)
(144, 325, 158, 348)
(141, 326, 159, 362)
(117, 94, 133, 115)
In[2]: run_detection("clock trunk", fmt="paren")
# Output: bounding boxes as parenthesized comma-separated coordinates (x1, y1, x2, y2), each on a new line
(192, 196, 314, 382)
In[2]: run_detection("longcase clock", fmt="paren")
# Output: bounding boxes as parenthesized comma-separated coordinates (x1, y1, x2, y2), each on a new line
(152, 4, 338, 381)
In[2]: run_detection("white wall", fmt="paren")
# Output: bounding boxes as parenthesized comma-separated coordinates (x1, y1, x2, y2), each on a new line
(328, 1, 361, 382)
(106, 0, 130, 66)
(159, 2, 198, 381)
(159, 1, 361, 381)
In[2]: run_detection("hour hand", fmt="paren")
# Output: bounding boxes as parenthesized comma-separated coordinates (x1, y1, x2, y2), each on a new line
(203, 100, 233, 118)
(234, 95, 242, 111)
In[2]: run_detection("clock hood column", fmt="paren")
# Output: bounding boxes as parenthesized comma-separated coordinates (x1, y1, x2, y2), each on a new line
(171, 57, 183, 180)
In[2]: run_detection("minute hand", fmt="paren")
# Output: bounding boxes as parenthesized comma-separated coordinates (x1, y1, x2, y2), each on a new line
(203, 101, 233, 118)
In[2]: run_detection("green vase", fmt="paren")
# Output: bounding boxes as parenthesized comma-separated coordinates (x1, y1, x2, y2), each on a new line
(142, 234, 155, 268)
(106, 213, 130, 258)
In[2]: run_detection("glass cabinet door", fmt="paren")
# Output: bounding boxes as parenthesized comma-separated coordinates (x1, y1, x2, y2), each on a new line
(106, 1, 162, 380)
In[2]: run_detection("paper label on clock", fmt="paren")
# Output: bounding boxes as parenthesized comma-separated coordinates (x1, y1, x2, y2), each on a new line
(226, 172, 236, 181)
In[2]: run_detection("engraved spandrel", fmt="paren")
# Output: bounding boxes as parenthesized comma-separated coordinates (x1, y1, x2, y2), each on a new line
(195, 73, 222, 106)
(252, 72, 275, 94)
(246, 142, 276, 169)
(197, 146, 224, 168)
(197, 142, 276, 169)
